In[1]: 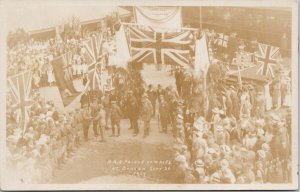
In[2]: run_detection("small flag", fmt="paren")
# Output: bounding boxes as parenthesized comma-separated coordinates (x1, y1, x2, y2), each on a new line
(256, 43, 281, 78)
(216, 33, 229, 48)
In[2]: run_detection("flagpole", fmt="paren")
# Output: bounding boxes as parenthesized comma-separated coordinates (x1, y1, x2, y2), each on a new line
(237, 62, 243, 88)
(199, 6, 202, 30)
(203, 70, 207, 118)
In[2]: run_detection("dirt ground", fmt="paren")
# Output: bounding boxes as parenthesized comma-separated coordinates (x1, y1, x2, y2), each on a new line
(50, 119, 176, 184)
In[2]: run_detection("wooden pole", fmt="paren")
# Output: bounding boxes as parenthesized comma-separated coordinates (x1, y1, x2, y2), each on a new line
(237, 62, 243, 88)
(199, 6, 202, 30)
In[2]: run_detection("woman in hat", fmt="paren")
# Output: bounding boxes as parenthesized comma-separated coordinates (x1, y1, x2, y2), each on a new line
(239, 87, 252, 119)
(271, 78, 282, 109)
(254, 90, 266, 118)
(282, 76, 291, 107)
(46, 64, 55, 86)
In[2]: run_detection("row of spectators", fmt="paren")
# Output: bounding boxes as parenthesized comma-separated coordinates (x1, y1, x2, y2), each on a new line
(7, 28, 116, 88)
(170, 29, 292, 184)
(6, 88, 83, 183)
(5, 18, 118, 184)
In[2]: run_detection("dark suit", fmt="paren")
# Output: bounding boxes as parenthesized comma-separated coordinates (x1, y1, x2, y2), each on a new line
(127, 96, 139, 134)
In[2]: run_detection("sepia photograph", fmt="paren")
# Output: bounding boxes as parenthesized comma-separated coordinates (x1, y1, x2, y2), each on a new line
(0, 0, 298, 190)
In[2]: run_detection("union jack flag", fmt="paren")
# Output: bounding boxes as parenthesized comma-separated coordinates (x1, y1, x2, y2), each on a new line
(256, 43, 281, 78)
(215, 33, 229, 48)
(8, 71, 33, 133)
(128, 25, 194, 67)
(62, 52, 73, 81)
(82, 32, 104, 90)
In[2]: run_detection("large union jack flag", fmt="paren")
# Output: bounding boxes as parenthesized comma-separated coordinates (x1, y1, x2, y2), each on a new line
(8, 71, 33, 133)
(256, 43, 281, 78)
(128, 25, 193, 67)
(82, 32, 104, 90)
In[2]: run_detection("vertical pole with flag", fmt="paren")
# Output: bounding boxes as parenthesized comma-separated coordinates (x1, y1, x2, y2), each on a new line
(237, 63, 243, 88)
(194, 33, 210, 117)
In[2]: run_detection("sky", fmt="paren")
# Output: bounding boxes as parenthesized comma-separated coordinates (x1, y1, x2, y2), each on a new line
(5, 5, 118, 32)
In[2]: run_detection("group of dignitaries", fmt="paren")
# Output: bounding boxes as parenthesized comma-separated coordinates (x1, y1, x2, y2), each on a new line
(78, 64, 187, 143)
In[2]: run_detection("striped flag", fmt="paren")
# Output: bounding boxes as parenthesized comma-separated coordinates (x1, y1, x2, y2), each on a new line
(52, 52, 79, 107)
(8, 71, 33, 133)
(256, 43, 281, 78)
(128, 25, 194, 67)
(82, 32, 104, 90)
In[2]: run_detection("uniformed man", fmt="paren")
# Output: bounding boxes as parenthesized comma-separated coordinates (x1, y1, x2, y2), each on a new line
(110, 100, 122, 137)
(140, 94, 153, 138)
(82, 103, 92, 141)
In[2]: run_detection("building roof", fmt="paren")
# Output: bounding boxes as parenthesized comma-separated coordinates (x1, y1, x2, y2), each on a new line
(6, 5, 121, 32)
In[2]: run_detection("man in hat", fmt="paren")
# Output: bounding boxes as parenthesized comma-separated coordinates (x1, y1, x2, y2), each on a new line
(147, 84, 157, 117)
(82, 103, 92, 141)
(254, 90, 266, 118)
(159, 95, 169, 133)
(127, 90, 139, 136)
(80, 89, 91, 108)
(174, 67, 184, 97)
(102, 91, 111, 130)
(140, 94, 153, 138)
(156, 84, 165, 104)
(90, 98, 100, 140)
(110, 100, 122, 137)
(212, 107, 223, 140)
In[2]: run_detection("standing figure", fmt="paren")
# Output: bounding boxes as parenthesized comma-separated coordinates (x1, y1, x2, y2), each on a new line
(282, 77, 291, 107)
(159, 96, 169, 133)
(175, 68, 184, 96)
(98, 104, 106, 142)
(271, 79, 281, 109)
(239, 88, 252, 119)
(147, 84, 157, 117)
(110, 100, 122, 137)
(140, 94, 153, 138)
(82, 103, 92, 141)
(90, 99, 99, 140)
(254, 90, 266, 118)
(102, 91, 111, 129)
(47, 65, 55, 86)
(127, 91, 139, 136)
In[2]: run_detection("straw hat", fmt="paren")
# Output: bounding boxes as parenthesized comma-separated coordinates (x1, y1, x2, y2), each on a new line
(261, 143, 270, 151)
(212, 107, 224, 115)
(194, 159, 205, 167)
(257, 150, 266, 159)
(220, 159, 229, 168)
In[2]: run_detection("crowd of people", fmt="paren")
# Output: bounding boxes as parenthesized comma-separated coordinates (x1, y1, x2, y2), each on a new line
(6, 14, 292, 185)
(6, 88, 83, 183)
(5, 15, 119, 183)
(170, 29, 292, 184)
(7, 23, 117, 89)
